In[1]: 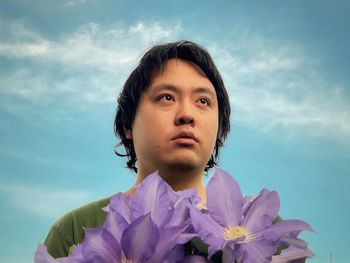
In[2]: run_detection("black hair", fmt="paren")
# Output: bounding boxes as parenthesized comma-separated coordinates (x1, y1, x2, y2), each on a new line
(114, 40, 231, 173)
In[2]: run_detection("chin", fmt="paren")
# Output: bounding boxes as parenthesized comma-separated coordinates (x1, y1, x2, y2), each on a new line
(165, 159, 200, 172)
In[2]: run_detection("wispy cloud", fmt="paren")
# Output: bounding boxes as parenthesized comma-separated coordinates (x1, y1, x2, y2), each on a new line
(0, 145, 85, 170)
(0, 19, 180, 71)
(0, 18, 349, 141)
(0, 19, 181, 108)
(62, 0, 89, 7)
(208, 40, 350, 140)
(0, 183, 90, 219)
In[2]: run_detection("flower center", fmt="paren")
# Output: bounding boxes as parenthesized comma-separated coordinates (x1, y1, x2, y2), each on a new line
(196, 202, 207, 210)
(121, 257, 136, 263)
(223, 226, 249, 240)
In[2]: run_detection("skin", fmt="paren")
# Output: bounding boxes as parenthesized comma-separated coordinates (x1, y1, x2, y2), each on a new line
(125, 58, 219, 203)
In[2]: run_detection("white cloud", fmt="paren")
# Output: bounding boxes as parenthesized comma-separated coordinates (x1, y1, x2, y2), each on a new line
(208, 41, 350, 140)
(0, 67, 120, 107)
(0, 20, 181, 72)
(62, 0, 89, 7)
(0, 19, 50, 57)
(0, 20, 181, 107)
(0, 183, 90, 219)
(0, 145, 85, 170)
(0, 18, 349, 141)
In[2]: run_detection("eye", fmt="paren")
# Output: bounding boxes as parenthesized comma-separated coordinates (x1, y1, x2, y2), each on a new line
(158, 94, 175, 102)
(197, 97, 210, 106)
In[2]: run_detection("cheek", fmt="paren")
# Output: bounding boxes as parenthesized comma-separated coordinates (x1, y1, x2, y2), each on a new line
(202, 120, 219, 151)
(135, 115, 168, 147)
(206, 113, 219, 136)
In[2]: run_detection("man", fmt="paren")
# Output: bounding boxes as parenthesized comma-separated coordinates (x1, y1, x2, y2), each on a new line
(44, 40, 231, 258)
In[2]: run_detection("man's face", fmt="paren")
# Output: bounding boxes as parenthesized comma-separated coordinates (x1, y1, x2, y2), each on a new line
(126, 58, 219, 174)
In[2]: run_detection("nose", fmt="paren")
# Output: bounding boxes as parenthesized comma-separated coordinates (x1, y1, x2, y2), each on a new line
(174, 102, 195, 126)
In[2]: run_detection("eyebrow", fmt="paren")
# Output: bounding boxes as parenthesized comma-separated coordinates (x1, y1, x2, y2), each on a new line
(150, 84, 216, 98)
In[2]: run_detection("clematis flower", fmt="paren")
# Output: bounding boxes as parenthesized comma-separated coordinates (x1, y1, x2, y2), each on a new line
(271, 245, 314, 262)
(35, 171, 197, 263)
(35, 169, 313, 262)
(122, 171, 198, 229)
(35, 243, 83, 263)
(106, 171, 199, 250)
(183, 255, 209, 262)
(190, 168, 313, 263)
(36, 213, 161, 263)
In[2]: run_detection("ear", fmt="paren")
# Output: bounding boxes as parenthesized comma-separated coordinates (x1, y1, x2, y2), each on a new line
(125, 129, 133, 140)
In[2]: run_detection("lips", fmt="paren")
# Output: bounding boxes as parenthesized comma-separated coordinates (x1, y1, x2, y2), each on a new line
(171, 131, 199, 143)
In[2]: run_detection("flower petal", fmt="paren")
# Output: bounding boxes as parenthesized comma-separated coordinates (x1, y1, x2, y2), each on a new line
(121, 213, 159, 262)
(147, 225, 190, 262)
(34, 244, 55, 263)
(242, 189, 280, 233)
(280, 236, 308, 249)
(271, 245, 314, 262)
(82, 227, 120, 262)
(103, 207, 129, 243)
(183, 255, 209, 262)
(243, 195, 254, 212)
(168, 188, 199, 208)
(165, 200, 191, 228)
(190, 205, 227, 255)
(234, 239, 276, 263)
(34, 244, 75, 263)
(206, 168, 243, 226)
(108, 192, 133, 223)
(167, 188, 199, 227)
(132, 171, 172, 227)
(34, 244, 84, 263)
(262, 219, 313, 240)
(176, 232, 199, 245)
(162, 245, 185, 263)
(221, 246, 236, 263)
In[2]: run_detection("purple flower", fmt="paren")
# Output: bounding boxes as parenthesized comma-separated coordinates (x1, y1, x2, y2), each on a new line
(35, 243, 83, 263)
(106, 172, 198, 248)
(271, 245, 315, 262)
(118, 171, 198, 229)
(190, 168, 313, 263)
(35, 169, 313, 262)
(35, 213, 160, 262)
(35, 171, 196, 263)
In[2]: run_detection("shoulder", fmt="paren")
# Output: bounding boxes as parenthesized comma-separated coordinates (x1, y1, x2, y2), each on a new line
(44, 196, 112, 258)
(58, 196, 112, 225)
(54, 196, 112, 241)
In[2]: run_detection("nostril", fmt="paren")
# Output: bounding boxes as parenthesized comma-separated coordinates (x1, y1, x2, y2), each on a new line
(178, 117, 194, 125)
(175, 112, 195, 126)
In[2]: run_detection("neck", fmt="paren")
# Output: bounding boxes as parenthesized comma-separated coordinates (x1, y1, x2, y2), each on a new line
(126, 165, 207, 204)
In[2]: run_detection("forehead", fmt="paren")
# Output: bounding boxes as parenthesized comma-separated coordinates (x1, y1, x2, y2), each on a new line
(154, 58, 206, 79)
(148, 58, 216, 94)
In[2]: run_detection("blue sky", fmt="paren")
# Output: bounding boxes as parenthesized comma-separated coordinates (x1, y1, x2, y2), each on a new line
(0, 0, 349, 262)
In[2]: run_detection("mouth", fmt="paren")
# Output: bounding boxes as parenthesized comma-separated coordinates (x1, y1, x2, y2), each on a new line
(171, 131, 199, 145)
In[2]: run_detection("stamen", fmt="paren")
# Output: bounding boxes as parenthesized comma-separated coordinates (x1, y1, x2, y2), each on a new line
(121, 256, 136, 263)
(222, 226, 255, 242)
(196, 202, 207, 210)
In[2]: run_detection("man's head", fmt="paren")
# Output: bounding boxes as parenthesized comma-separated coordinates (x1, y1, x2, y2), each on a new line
(114, 40, 230, 173)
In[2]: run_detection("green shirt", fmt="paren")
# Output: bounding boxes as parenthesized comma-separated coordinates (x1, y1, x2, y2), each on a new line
(44, 196, 112, 258)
